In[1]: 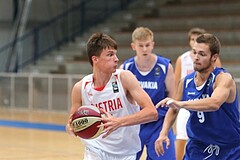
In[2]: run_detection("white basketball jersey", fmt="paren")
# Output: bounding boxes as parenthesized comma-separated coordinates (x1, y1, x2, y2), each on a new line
(181, 51, 194, 79)
(81, 69, 141, 155)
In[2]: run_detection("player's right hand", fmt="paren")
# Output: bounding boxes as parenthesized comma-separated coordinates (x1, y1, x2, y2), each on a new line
(156, 97, 180, 109)
(66, 114, 76, 136)
(154, 132, 170, 157)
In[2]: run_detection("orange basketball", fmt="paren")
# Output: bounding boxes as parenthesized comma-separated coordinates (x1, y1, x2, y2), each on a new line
(71, 105, 104, 139)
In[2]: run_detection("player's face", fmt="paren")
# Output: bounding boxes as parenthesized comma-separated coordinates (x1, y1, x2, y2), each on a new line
(93, 48, 119, 73)
(131, 38, 154, 57)
(192, 42, 214, 73)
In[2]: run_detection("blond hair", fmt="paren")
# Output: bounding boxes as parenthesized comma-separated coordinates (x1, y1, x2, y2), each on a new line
(132, 27, 154, 42)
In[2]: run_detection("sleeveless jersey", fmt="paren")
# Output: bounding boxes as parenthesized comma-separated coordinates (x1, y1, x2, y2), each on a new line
(180, 51, 194, 79)
(182, 67, 240, 146)
(81, 69, 141, 155)
(123, 55, 170, 133)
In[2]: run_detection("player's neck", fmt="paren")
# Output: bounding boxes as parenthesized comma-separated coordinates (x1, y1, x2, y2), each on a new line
(135, 54, 156, 72)
(195, 68, 213, 86)
(92, 72, 111, 88)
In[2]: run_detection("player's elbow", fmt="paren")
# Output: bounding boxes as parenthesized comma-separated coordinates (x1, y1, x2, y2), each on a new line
(210, 105, 219, 111)
(151, 109, 158, 121)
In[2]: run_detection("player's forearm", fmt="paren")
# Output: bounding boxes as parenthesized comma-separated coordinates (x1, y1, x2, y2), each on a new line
(161, 108, 178, 135)
(180, 98, 221, 112)
(119, 107, 158, 127)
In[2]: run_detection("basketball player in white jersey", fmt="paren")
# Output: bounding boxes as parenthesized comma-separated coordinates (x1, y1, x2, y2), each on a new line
(65, 32, 158, 160)
(174, 28, 222, 160)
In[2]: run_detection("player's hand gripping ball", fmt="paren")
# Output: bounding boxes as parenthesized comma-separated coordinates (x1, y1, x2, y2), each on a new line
(71, 105, 104, 139)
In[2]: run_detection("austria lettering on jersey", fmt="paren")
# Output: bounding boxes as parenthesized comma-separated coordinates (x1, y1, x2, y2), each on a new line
(91, 97, 123, 112)
(139, 81, 158, 89)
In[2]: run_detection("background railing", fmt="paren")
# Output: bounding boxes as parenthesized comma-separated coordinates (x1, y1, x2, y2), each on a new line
(0, 73, 84, 112)
(0, 0, 136, 72)
(0, 73, 239, 112)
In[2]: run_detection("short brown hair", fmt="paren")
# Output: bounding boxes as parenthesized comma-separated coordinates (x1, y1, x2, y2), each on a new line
(196, 33, 221, 56)
(86, 33, 117, 66)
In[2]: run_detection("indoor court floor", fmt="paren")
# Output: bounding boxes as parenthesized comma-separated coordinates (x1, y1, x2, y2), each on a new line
(0, 108, 84, 160)
(0, 108, 146, 160)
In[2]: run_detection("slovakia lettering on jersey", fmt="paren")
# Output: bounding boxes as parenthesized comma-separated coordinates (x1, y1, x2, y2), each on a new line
(139, 81, 158, 89)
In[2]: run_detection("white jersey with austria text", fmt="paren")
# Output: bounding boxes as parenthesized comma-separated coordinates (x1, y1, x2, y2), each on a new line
(81, 69, 141, 155)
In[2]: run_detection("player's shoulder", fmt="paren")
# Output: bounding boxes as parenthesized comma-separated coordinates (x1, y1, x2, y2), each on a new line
(156, 54, 171, 64)
(117, 69, 134, 82)
(184, 71, 195, 83)
(77, 74, 93, 89)
(121, 57, 135, 69)
(213, 67, 232, 80)
(76, 79, 82, 85)
(156, 54, 169, 60)
(122, 57, 135, 64)
(216, 71, 233, 83)
(72, 80, 83, 94)
(117, 69, 133, 76)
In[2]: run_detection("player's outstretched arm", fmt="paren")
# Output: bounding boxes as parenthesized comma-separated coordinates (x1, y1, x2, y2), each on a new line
(159, 73, 235, 112)
(180, 72, 234, 111)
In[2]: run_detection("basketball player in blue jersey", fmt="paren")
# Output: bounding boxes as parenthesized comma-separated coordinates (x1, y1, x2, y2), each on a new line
(174, 28, 222, 160)
(120, 27, 176, 160)
(155, 33, 240, 160)
(66, 32, 158, 160)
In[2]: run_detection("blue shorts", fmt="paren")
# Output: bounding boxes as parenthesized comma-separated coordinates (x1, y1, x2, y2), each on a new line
(184, 140, 240, 160)
(136, 117, 176, 160)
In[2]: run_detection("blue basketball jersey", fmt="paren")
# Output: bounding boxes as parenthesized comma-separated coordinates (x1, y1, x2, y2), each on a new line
(182, 67, 240, 146)
(123, 55, 176, 159)
(123, 56, 170, 116)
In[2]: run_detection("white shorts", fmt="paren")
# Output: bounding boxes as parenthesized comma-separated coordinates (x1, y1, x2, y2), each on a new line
(176, 108, 190, 140)
(84, 145, 136, 160)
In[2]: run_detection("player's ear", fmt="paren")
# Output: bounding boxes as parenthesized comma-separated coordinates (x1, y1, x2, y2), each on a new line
(92, 56, 98, 63)
(131, 42, 136, 51)
(212, 54, 218, 62)
(152, 41, 155, 47)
